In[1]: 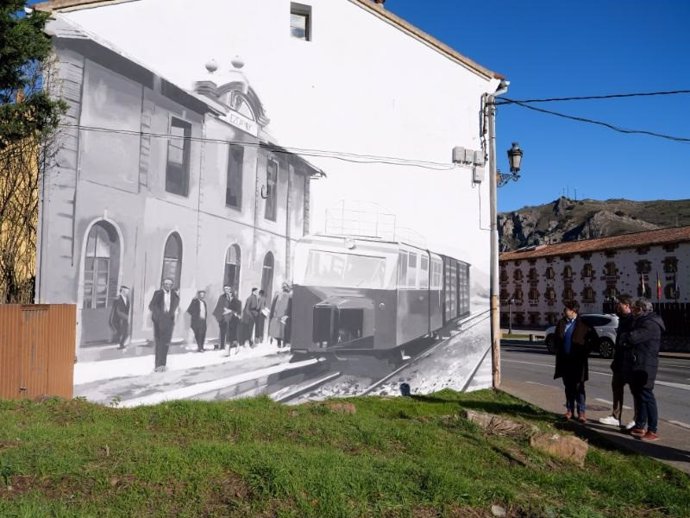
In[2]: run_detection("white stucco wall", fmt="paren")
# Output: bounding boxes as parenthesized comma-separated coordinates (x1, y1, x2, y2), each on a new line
(60, 0, 498, 273)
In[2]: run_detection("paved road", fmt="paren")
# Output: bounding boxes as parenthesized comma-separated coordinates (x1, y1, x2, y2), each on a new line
(501, 340, 690, 430)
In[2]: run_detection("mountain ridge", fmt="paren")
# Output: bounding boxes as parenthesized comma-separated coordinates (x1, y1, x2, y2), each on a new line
(498, 197, 690, 252)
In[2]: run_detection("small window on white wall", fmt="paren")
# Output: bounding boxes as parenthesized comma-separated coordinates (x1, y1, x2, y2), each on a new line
(290, 3, 311, 41)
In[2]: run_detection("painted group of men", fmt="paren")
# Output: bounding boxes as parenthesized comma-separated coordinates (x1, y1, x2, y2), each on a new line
(552, 295, 665, 442)
(108, 280, 293, 373)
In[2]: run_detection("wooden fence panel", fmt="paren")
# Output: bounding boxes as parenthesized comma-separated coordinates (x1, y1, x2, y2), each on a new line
(0, 304, 76, 400)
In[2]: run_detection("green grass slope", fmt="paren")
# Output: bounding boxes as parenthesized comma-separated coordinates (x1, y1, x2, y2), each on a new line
(0, 391, 688, 517)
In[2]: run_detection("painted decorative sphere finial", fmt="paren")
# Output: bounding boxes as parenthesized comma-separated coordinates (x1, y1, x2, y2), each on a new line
(231, 55, 245, 69)
(205, 59, 218, 74)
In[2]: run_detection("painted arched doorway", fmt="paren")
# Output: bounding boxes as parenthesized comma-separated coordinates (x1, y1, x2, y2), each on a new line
(161, 232, 183, 289)
(81, 221, 121, 344)
(224, 244, 241, 294)
(261, 252, 274, 300)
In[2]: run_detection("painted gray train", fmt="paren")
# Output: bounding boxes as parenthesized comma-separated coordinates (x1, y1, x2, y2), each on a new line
(291, 234, 470, 358)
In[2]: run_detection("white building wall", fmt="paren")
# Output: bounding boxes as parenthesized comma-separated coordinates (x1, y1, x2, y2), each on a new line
(60, 0, 498, 271)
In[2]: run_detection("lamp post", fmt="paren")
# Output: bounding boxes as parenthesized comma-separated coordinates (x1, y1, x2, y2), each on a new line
(508, 298, 514, 335)
(486, 84, 523, 389)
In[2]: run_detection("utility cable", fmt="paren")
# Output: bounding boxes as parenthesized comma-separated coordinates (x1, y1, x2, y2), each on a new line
(497, 99, 690, 143)
(496, 89, 690, 104)
(58, 123, 458, 170)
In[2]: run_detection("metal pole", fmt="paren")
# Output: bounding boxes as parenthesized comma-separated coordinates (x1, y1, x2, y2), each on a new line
(508, 300, 513, 335)
(487, 93, 501, 389)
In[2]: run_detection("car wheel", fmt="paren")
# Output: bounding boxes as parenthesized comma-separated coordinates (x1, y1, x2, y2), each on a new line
(545, 334, 555, 354)
(599, 338, 615, 359)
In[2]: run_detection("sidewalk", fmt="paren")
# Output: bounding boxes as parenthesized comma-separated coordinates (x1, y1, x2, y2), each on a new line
(500, 378, 690, 475)
(73, 341, 301, 406)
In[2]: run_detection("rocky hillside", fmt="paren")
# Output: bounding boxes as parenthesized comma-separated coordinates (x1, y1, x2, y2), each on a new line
(498, 197, 690, 251)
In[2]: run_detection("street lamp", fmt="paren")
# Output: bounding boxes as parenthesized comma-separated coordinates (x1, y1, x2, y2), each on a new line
(486, 83, 524, 389)
(508, 298, 514, 335)
(497, 142, 523, 187)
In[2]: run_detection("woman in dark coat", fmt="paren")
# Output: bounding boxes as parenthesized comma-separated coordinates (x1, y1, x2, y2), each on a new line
(553, 300, 598, 423)
(619, 298, 665, 441)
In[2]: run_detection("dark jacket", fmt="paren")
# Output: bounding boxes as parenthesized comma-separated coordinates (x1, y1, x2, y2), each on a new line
(213, 294, 241, 324)
(553, 317, 597, 382)
(149, 289, 179, 327)
(186, 297, 208, 329)
(611, 313, 634, 374)
(241, 293, 260, 324)
(620, 313, 665, 389)
(109, 295, 130, 330)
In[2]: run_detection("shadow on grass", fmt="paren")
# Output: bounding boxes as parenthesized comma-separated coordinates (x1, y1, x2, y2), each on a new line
(557, 421, 690, 466)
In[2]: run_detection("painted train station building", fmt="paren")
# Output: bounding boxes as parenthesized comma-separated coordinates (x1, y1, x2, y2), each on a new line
(499, 226, 690, 338)
(38, 16, 321, 353)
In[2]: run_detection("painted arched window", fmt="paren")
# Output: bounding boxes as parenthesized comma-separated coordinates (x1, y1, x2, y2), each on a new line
(83, 221, 120, 309)
(261, 251, 274, 299)
(224, 244, 241, 293)
(161, 232, 183, 288)
(563, 265, 573, 280)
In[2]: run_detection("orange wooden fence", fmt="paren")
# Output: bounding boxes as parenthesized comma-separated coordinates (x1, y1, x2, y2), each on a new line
(0, 304, 76, 400)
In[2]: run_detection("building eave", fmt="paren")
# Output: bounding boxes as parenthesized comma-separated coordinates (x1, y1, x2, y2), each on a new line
(348, 0, 503, 81)
(500, 225, 690, 262)
(36, 0, 504, 81)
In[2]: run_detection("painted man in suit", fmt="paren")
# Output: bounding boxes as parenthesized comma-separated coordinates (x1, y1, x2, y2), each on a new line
(239, 287, 260, 347)
(254, 289, 268, 344)
(213, 285, 241, 354)
(149, 278, 180, 372)
(186, 290, 208, 352)
(109, 285, 130, 350)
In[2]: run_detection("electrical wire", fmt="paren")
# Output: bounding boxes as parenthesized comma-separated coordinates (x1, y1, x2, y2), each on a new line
(497, 98, 690, 143)
(58, 123, 459, 170)
(496, 89, 690, 104)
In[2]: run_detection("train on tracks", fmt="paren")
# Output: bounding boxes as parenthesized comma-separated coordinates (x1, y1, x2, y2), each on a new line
(290, 234, 471, 360)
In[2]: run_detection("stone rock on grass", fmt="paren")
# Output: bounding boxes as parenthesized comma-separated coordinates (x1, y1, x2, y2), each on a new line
(462, 409, 537, 437)
(325, 402, 357, 414)
(530, 432, 588, 467)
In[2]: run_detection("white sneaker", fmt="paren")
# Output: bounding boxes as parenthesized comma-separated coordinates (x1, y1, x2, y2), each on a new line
(625, 420, 636, 430)
(598, 415, 621, 426)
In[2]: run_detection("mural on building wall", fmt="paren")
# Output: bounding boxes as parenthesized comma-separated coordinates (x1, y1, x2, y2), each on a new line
(37, 5, 495, 407)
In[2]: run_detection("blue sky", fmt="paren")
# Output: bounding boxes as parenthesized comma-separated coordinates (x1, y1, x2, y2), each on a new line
(386, 0, 690, 212)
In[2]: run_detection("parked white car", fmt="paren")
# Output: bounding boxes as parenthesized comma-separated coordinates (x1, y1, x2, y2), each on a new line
(544, 313, 619, 359)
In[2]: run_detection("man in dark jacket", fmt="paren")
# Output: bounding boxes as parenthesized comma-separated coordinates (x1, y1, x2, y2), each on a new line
(553, 300, 598, 423)
(186, 290, 208, 352)
(213, 286, 241, 354)
(620, 298, 665, 442)
(598, 294, 636, 429)
(109, 285, 130, 350)
(149, 278, 180, 372)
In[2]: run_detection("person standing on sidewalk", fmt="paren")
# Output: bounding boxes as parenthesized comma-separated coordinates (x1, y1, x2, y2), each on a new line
(149, 278, 180, 372)
(553, 300, 598, 423)
(213, 286, 241, 354)
(109, 285, 131, 350)
(599, 294, 637, 429)
(186, 290, 208, 352)
(621, 298, 665, 442)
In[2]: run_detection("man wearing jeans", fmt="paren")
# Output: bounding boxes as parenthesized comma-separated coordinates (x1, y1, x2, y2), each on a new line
(599, 294, 636, 429)
(621, 298, 665, 442)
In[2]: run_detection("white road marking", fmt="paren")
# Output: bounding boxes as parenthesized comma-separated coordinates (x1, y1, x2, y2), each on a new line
(668, 420, 690, 430)
(656, 380, 690, 391)
(526, 381, 557, 388)
(503, 359, 554, 368)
